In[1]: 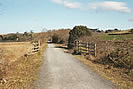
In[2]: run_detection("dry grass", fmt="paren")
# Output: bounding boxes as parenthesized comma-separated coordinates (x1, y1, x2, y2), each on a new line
(0, 42, 32, 64)
(0, 42, 47, 89)
(75, 55, 133, 89)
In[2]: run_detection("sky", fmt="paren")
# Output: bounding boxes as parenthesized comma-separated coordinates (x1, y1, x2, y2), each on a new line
(0, 0, 133, 33)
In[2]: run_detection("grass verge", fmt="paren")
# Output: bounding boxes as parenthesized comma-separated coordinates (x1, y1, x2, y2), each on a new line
(75, 55, 133, 89)
(0, 43, 47, 89)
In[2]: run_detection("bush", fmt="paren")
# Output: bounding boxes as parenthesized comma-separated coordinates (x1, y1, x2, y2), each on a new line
(68, 25, 91, 48)
(2, 34, 18, 41)
(72, 48, 80, 55)
(0, 35, 3, 41)
(59, 39, 65, 44)
(52, 34, 59, 43)
(130, 29, 133, 33)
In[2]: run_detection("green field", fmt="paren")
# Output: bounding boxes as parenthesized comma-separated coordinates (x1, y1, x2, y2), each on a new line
(100, 34, 133, 41)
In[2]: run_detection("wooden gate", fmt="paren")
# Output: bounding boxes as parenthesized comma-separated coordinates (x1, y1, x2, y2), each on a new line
(75, 41, 96, 56)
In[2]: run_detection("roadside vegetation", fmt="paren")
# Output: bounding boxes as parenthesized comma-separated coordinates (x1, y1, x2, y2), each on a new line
(50, 29, 70, 44)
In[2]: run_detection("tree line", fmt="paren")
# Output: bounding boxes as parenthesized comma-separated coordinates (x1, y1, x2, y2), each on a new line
(0, 31, 33, 42)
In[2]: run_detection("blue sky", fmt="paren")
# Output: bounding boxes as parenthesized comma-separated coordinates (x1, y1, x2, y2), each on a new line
(0, 0, 133, 33)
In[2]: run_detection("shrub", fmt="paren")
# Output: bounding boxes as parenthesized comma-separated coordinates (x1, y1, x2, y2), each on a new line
(72, 48, 80, 55)
(68, 25, 91, 48)
(59, 39, 65, 44)
(130, 29, 133, 33)
(52, 34, 59, 43)
(0, 35, 3, 41)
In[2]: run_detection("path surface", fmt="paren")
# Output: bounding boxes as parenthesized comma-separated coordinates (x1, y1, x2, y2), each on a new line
(36, 44, 118, 89)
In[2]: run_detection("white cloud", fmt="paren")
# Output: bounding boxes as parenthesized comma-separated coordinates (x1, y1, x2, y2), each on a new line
(63, 1, 81, 9)
(128, 18, 133, 21)
(88, 1, 131, 13)
(51, 0, 63, 4)
(51, 0, 131, 13)
(51, 0, 82, 9)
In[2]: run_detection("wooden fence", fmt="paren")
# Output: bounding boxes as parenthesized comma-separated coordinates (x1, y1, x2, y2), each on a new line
(74, 41, 96, 56)
(32, 40, 40, 53)
(24, 40, 41, 56)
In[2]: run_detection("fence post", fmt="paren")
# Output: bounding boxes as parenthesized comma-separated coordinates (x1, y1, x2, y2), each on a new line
(38, 40, 41, 49)
(94, 44, 96, 56)
(88, 42, 91, 55)
(78, 41, 80, 53)
(86, 42, 89, 54)
(74, 41, 77, 48)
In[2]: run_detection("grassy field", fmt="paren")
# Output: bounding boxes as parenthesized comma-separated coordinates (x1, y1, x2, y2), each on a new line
(0, 42, 32, 64)
(100, 33, 133, 41)
(0, 42, 47, 89)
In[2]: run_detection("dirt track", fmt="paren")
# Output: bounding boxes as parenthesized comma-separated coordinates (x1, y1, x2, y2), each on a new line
(35, 44, 119, 89)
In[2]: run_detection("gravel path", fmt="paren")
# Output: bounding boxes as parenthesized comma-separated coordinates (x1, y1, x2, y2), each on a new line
(35, 44, 119, 89)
